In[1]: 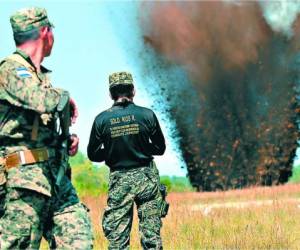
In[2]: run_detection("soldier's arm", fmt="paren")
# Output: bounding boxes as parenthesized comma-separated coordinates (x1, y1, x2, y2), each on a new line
(0, 65, 68, 113)
(87, 119, 105, 162)
(149, 112, 166, 155)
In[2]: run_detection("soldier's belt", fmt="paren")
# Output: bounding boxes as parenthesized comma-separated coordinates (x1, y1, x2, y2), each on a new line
(0, 148, 56, 170)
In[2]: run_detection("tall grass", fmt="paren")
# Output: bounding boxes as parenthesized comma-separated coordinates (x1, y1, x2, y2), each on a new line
(80, 184, 300, 249)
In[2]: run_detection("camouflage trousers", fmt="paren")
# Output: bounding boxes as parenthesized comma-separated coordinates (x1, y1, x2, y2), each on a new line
(103, 163, 163, 250)
(0, 185, 4, 218)
(0, 188, 93, 249)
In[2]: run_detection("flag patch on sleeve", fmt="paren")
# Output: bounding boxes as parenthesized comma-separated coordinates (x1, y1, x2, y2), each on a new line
(16, 67, 32, 78)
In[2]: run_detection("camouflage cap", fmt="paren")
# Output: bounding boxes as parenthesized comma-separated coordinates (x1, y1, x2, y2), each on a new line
(109, 72, 134, 88)
(10, 7, 54, 33)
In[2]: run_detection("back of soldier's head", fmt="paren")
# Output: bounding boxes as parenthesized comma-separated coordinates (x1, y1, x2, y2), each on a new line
(109, 72, 135, 101)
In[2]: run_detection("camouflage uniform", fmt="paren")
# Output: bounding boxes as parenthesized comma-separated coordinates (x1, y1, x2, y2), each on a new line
(0, 8, 93, 249)
(103, 164, 164, 250)
(88, 72, 168, 250)
(0, 155, 5, 218)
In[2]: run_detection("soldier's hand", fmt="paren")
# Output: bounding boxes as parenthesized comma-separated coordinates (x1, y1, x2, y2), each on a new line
(70, 98, 78, 125)
(68, 133, 79, 156)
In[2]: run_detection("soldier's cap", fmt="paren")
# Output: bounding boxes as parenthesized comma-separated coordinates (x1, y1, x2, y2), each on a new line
(10, 7, 54, 34)
(109, 72, 134, 88)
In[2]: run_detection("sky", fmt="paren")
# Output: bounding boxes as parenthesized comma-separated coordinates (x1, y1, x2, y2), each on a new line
(0, 0, 187, 176)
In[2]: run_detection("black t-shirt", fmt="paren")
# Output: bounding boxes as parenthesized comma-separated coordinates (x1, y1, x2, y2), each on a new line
(87, 101, 166, 170)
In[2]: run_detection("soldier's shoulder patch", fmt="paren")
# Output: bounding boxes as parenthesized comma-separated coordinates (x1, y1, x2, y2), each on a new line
(16, 67, 32, 78)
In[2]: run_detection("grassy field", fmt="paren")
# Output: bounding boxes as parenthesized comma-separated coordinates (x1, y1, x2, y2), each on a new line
(77, 183, 300, 249)
(40, 154, 300, 249)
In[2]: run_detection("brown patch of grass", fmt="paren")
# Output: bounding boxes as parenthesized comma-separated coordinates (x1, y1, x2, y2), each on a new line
(41, 183, 300, 249)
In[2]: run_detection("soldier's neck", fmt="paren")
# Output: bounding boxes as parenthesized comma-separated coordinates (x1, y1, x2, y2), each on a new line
(115, 97, 133, 103)
(17, 43, 44, 72)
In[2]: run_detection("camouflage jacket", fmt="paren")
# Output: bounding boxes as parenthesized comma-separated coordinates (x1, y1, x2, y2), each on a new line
(0, 49, 69, 195)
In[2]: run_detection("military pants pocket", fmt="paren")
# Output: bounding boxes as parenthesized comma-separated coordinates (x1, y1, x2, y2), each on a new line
(0, 229, 32, 250)
(50, 202, 94, 250)
(142, 172, 170, 219)
(158, 184, 169, 217)
(159, 199, 169, 218)
(0, 189, 37, 249)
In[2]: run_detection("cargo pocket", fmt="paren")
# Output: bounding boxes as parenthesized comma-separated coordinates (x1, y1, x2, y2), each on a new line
(0, 189, 32, 248)
(144, 167, 170, 218)
(0, 229, 31, 249)
(51, 202, 94, 250)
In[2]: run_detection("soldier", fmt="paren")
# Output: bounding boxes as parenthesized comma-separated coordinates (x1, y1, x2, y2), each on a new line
(87, 72, 169, 249)
(0, 7, 93, 249)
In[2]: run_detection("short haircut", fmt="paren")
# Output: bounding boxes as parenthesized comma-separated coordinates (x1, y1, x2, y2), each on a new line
(13, 26, 48, 46)
(109, 84, 134, 101)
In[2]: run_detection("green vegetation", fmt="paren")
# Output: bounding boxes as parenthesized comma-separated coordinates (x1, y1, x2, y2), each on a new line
(70, 152, 300, 195)
(70, 151, 109, 196)
(69, 151, 193, 196)
(289, 165, 300, 183)
(160, 176, 194, 192)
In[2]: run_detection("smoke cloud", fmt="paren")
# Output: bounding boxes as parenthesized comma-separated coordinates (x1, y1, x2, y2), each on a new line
(139, 1, 300, 190)
(260, 0, 300, 37)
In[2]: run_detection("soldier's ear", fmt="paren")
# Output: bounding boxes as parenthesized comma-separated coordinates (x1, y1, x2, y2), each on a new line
(39, 26, 48, 38)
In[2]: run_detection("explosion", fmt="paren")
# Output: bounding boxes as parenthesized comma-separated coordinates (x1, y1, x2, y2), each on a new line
(140, 1, 300, 190)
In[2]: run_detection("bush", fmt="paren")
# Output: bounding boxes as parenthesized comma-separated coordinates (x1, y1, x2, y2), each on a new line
(289, 165, 300, 183)
(70, 152, 109, 196)
(160, 176, 194, 192)
(69, 152, 194, 196)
